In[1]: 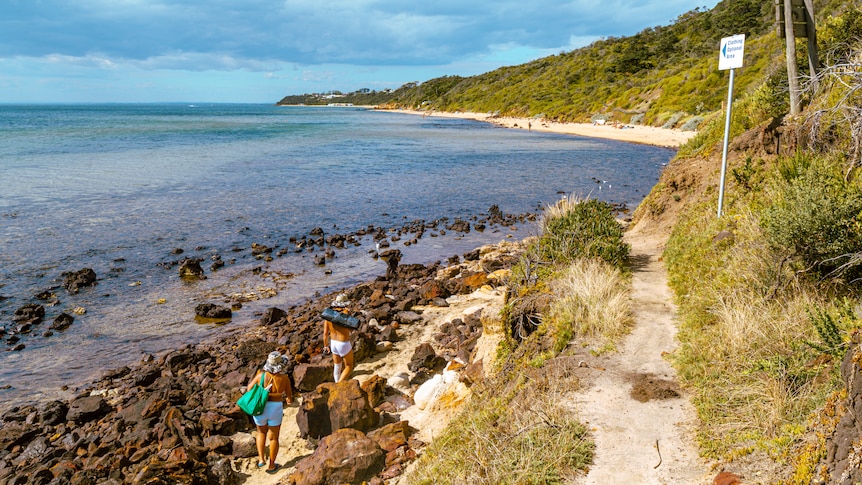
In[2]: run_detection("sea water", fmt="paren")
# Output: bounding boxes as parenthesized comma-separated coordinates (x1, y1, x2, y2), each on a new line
(0, 103, 675, 412)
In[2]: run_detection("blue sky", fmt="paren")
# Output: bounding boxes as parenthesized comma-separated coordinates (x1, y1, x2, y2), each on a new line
(0, 0, 720, 103)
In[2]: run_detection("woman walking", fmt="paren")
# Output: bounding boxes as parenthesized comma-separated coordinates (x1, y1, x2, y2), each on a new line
(245, 350, 293, 474)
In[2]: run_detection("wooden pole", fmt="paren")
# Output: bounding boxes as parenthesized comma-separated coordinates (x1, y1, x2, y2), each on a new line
(784, 0, 801, 116)
(803, 0, 819, 78)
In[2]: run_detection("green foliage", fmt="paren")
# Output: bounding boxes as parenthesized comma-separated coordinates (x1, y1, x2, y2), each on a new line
(805, 300, 857, 358)
(372, 0, 779, 125)
(276, 88, 398, 106)
(731, 156, 757, 191)
(762, 157, 862, 276)
(539, 199, 629, 270)
(818, 7, 862, 66)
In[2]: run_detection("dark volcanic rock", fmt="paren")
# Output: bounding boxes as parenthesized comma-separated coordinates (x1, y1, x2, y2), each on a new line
(50, 312, 74, 331)
(195, 303, 232, 320)
(178, 258, 205, 279)
(261, 307, 287, 326)
(294, 363, 334, 392)
(290, 428, 385, 485)
(66, 395, 111, 424)
(13, 303, 45, 323)
(408, 343, 445, 373)
(63, 268, 97, 293)
(296, 380, 379, 440)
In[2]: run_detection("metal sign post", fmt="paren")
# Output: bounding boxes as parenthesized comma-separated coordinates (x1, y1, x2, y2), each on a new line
(717, 34, 745, 217)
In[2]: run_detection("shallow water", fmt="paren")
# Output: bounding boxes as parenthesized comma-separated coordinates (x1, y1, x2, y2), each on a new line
(0, 104, 675, 412)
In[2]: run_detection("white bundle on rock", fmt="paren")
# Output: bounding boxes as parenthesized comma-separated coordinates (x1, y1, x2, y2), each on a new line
(413, 364, 461, 410)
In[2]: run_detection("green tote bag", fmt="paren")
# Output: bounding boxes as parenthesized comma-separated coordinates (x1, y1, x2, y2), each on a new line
(237, 372, 269, 416)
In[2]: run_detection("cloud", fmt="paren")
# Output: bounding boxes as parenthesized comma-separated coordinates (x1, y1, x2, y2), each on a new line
(1, 0, 717, 71)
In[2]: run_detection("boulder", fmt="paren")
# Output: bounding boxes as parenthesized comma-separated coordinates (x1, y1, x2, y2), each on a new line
(289, 428, 385, 485)
(446, 219, 470, 233)
(194, 303, 231, 320)
(230, 433, 257, 458)
(418, 279, 449, 302)
(294, 363, 334, 392)
(447, 271, 489, 294)
(367, 421, 413, 453)
(395, 311, 422, 325)
(63, 268, 97, 293)
(377, 325, 398, 343)
(296, 380, 379, 440)
(51, 312, 74, 331)
(260, 307, 287, 326)
(379, 249, 402, 280)
(0, 422, 38, 450)
(13, 303, 45, 323)
(296, 389, 331, 439)
(206, 455, 240, 485)
(408, 343, 445, 373)
(66, 395, 111, 424)
(39, 400, 69, 426)
(360, 375, 386, 408)
(178, 258, 205, 279)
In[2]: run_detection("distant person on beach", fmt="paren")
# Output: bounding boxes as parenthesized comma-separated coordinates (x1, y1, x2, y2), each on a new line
(323, 293, 356, 383)
(246, 351, 293, 474)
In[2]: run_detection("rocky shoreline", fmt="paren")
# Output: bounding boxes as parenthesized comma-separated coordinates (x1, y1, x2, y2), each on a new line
(1, 206, 537, 357)
(0, 206, 532, 484)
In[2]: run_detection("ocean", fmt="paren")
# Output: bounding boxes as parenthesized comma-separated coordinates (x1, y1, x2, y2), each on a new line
(0, 103, 675, 412)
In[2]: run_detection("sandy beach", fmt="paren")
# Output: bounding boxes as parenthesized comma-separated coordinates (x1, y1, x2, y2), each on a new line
(386, 109, 696, 148)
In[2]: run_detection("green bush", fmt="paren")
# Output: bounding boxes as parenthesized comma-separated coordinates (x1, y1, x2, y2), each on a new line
(805, 299, 857, 358)
(539, 198, 629, 269)
(762, 157, 862, 276)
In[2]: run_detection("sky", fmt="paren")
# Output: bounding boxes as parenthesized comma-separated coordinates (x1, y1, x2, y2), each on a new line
(0, 0, 721, 104)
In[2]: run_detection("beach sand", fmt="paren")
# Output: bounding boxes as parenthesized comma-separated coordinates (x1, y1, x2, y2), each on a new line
(385, 109, 696, 148)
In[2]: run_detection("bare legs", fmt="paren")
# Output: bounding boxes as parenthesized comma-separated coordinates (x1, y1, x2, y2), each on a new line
(332, 350, 354, 383)
(255, 425, 268, 465)
(255, 424, 282, 471)
(267, 425, 280, 471)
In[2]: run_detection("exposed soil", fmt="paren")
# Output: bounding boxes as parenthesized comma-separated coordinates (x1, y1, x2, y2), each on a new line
(629, 372, 681, 403)
(568, 223, 716, 484)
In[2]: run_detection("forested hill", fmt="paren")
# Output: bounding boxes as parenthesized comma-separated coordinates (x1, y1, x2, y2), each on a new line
(278, 0, 852, 130)
(277, 0, 780, 128)
(379, 0, 775, 128)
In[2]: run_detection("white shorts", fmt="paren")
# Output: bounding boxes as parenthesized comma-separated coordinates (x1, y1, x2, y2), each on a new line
(252, 401, 283, 427)
(330, 338, 352, 357)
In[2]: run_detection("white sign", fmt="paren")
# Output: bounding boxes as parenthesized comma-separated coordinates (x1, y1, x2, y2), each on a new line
(718, 34, 745, 70)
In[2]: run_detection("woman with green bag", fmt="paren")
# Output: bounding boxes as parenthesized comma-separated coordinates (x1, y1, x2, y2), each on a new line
(244, 350, 293, 474)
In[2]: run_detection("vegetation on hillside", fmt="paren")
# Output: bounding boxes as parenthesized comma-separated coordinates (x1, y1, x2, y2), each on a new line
(279, 0, 778, 128)
(381, 0, 776, 128)
(408, 197, 631, 483)
(632, 3, 862, 481)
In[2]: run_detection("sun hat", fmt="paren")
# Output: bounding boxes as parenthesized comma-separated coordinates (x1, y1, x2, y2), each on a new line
(263, 351, 289, 374)
(331, 293, 351, 308)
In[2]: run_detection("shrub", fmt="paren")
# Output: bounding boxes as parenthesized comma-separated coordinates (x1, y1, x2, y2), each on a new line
(661, 112, 683, 129)
(679, 116, 704, 131)
(539, 196, 629, 269)
(762, 157, 862, 277)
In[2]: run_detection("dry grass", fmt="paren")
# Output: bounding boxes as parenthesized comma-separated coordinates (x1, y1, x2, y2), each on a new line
(541, 193, 587, 229)
(408, 359, 592, 485)
(547, 258, 632, 351)
(668, 209, 844, 463)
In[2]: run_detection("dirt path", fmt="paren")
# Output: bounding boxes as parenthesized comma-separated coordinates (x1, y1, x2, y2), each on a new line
(571, 231, 714, 484)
